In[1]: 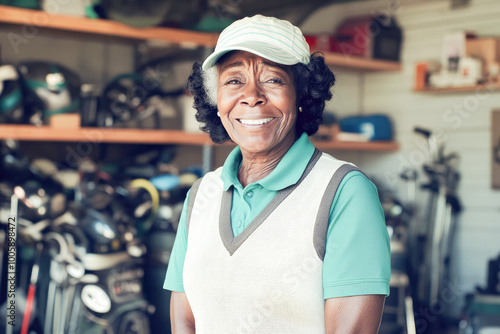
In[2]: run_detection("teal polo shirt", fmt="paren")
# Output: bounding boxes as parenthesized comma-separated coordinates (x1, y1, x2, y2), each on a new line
(164, 132, 390, 299)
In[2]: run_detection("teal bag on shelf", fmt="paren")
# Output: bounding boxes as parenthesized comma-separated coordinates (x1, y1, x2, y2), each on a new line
(0, 0, 39, 9)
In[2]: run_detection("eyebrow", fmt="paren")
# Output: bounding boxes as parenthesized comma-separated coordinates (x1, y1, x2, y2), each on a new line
(262, 61, 289, 73)
(219, 61, 244, 72)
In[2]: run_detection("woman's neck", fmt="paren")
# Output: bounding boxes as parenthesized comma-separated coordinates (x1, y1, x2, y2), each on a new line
(237, 134, 296, 188)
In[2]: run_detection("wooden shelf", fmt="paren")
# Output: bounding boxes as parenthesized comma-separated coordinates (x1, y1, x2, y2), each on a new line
(0, 125, 215, 145)
(0, 5, 218, 47)
(312, 139, 399, 152)
(413, 82, 500, 94)
(0, 6, 400, 154)
(0, 125, 398, 151)
(317, 51, 401, 72)
(0, 6, 402, 71)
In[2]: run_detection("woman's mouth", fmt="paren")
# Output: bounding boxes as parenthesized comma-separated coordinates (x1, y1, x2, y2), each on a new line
(238, 117, 274, 126)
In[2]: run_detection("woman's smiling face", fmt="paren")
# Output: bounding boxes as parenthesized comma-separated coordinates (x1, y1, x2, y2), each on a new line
(216, 51, 298, 156)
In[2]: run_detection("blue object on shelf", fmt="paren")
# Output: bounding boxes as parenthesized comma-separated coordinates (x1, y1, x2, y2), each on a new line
(339, 114, 393, 140)
(150, 174, 180, 191)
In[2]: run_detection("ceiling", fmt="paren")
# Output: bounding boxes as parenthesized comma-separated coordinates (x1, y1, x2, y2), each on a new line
(207, 0, 466, 27)
(209, 0, 365, 26)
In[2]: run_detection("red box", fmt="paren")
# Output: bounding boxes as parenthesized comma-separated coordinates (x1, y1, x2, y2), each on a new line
(331, 14, 402, 61)
(305, 34, 336, 52)
(331, 15, 373, 57)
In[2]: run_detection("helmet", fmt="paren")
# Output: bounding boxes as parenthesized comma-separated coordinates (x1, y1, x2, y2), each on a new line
(0, 65, 24, 123)
(18, 62, 81, 125)
(137, 49, 204, 94)
(100, 73, 156, 128)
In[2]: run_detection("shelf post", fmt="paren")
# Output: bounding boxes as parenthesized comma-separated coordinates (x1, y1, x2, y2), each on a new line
(202, 144, 213, 175)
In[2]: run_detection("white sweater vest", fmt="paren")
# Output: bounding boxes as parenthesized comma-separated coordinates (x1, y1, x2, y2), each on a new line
(183, 151, 357, 334)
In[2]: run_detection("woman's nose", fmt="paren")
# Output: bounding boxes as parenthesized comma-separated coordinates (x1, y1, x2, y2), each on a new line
(240, 81, 267, 107)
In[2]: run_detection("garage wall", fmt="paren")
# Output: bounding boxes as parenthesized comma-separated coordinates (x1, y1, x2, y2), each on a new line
(303, 0, 500, 318)
(0, 29, 135, 85)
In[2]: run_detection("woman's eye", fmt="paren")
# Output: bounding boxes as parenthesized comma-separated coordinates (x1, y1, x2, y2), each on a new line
(266, 77, 284, 84)
(225, 79, 242, 85)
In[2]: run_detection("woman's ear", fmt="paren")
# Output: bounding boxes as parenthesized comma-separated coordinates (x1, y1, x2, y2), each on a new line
(202, 67, 218, 107)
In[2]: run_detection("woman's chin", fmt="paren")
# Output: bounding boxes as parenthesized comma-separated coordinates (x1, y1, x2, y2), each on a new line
(236, 137, 277, 155)
(235, 134, 294, 156)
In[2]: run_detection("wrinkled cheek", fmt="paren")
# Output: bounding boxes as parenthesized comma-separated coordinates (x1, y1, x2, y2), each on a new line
(219, 118, 232, 135)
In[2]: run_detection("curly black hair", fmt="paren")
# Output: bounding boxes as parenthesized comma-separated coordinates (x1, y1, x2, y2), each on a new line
(187, 52, 335, 144)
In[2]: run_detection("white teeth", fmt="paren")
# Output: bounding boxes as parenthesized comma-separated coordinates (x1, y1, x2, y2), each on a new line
(239, 118, 273, 125)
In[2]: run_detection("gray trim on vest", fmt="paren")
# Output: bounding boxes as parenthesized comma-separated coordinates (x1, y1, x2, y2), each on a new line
(313, 164, 366, 261)
(220, 149, 323, 256)
(186, 177, 203, 234)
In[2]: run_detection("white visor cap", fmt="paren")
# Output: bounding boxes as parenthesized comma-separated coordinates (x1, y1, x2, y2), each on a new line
(202, 15, 311, 70)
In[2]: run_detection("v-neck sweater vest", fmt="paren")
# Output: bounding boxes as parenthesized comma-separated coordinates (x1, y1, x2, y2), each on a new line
(183, 151, 358, 334)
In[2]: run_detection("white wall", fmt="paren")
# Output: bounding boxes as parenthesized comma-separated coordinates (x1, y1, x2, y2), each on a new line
(0, 27, 135, 87)
(303, 0, 500, 318)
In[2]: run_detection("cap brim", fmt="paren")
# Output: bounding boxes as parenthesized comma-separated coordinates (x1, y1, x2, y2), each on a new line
(202, 41, 304, 71)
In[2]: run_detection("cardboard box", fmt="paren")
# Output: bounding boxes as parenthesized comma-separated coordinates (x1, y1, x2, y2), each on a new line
(466, 37, 500, 76)
(491, 109, 500, 189)
(49, 113, 81, 128)
(414, 62, 428, 90)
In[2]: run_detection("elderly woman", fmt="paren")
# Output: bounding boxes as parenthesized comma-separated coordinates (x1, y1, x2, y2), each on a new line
(164, 15, 390, 334)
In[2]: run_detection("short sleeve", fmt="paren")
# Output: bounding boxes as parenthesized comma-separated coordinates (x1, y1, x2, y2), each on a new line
(163, 190, 190, 292)
(323, 171, 391, 299)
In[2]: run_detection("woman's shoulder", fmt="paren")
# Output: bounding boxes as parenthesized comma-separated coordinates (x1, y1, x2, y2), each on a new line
(316, 151, 359, 173)
(314, 151, 374, 188)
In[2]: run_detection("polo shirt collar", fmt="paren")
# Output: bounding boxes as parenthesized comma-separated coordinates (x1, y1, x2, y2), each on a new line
(221, 146, 243, 191)
(220, 132, 315, 191)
